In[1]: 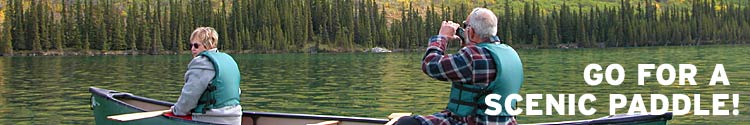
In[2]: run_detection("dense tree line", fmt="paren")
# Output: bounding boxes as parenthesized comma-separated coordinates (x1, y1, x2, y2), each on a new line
(500, 0, 750, 48)
(0, 0, 393, 55)
(0, 0, 748, 55)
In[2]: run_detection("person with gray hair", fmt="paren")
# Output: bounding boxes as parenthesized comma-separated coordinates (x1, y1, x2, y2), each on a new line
(395, 8, 524, 125)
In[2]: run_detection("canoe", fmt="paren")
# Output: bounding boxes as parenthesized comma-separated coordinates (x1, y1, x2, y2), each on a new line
(90, 87, 672, 125)
(90, 87, 387, 125)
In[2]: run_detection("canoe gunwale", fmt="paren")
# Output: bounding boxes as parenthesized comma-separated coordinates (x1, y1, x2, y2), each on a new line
(90, 87, 221, 124)
(588, 112, 673, 124)
(243, 111, 389, 124)
(531, 112, 673, 125)
(90, 87, 390, 124)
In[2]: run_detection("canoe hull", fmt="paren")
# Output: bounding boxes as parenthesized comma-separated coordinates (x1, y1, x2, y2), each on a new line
(90, 87, 388, 125)
(528, 113, 672, 125)
(90, 87, 672, 125)
(91, 89, 217, 125)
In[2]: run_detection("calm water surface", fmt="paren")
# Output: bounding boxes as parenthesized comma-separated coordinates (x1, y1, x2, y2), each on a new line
(0, 45, 749, 124)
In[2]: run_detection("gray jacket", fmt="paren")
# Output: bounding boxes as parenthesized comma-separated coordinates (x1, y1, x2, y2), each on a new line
(173, 49, 242, 125)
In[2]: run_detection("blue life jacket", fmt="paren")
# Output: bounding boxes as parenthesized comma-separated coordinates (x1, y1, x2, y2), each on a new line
(192, 51, 241, 114)
(446, 42, 524, 117)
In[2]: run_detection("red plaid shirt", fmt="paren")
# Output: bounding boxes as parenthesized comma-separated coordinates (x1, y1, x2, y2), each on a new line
(422, 35, 499, 87)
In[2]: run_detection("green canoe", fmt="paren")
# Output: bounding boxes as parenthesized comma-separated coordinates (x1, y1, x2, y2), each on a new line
(90, 87, 672, 125)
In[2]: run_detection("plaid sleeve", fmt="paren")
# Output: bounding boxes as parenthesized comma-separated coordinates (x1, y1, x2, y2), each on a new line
(421, 35, 474, 83)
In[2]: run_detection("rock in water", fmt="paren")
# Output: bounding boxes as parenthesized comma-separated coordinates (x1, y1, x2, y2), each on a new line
(369, 47, 392, 53)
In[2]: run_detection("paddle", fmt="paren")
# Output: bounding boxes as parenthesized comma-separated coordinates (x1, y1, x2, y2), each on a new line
(107, 110, 171, 122)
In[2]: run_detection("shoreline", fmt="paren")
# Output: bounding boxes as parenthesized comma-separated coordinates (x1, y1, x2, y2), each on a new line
(0, 43, 745, 57)
(0, 50, 180, 56)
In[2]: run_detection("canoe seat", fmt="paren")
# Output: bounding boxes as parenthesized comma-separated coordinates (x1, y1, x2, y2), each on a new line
(306, 120, 339, 125)
(384, 113, 412, 125)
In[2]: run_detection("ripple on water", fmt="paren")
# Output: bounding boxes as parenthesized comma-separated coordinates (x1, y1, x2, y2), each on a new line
(2, 46, 750, 124)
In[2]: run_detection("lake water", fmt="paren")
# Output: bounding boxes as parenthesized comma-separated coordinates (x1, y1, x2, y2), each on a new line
(1, 45, 749, 124)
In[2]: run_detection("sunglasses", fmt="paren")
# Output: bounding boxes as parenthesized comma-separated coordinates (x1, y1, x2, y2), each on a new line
(191, 43, 202, 49)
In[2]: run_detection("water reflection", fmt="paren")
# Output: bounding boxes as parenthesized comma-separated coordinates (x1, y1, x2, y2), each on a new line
(0, 58, 6, 122)
(0, 45, 748, 124)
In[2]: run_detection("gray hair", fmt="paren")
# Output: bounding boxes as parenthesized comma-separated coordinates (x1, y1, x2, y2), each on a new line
(467, 8, 498, 38)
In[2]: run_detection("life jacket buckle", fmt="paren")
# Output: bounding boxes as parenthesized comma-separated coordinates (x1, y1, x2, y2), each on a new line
(207, 85, 217, 91)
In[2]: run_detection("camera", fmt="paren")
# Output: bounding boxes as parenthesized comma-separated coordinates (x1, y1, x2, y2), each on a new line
(455, 27, 466, 42)
(455, 27, 465, 38)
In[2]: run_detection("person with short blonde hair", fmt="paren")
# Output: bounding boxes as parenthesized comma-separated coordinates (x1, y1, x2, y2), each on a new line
(169, 27, 242, 125)
(189, 27, 219, 51)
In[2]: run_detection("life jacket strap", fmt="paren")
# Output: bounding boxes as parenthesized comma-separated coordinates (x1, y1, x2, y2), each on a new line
(451, 83, 496, 116)
(449, 99, 489, 110)
(451, 83, 493, 100)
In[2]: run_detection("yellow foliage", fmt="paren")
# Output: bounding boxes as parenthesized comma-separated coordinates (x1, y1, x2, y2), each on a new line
(51, 4, 62, 13)
(714, 5, 725, 11)
(396, 0, 410, 3)
(478, 0, 496, 5)
(0, 11, 4, 24)
(0, 1, 3, 23)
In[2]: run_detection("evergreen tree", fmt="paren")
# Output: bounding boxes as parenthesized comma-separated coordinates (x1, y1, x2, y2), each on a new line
(1, 18, 12, 55)
(152, 0, 163, 54)
(502, 0, 514, 44)
(53, 20, 63, 51)
(1, 0, 15, 55)
(70, 0, 83, 50)
(82, 0, 92, 51)
(29, 1, 42, 51)
(228, 0, 241, 50)
(140, 2, 151, 51)
(126, 0, 138, 50)
(40, 0, 51, 51)
(547, 12, 559, 46)
(112, 3, 127, 51)
(576, 4, 589, 47)
(1, 0, 749, 55)
(98, 2, 110, 51)
(218, 0, 229, 51)
(355, 0, 371, 47)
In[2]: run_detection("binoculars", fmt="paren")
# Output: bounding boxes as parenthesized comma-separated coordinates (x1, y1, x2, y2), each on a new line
(455, 27, 467, 44)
